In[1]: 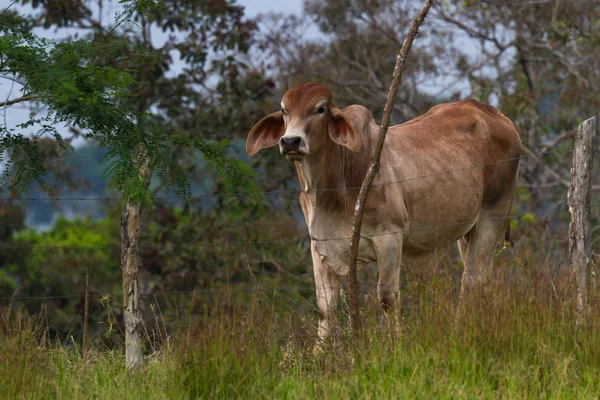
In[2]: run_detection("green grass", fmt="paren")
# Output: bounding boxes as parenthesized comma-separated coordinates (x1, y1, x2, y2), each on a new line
(2, 262, 600, 399)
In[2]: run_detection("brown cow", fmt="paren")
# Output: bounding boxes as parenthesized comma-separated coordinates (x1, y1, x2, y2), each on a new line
(246, 83, 521, 343)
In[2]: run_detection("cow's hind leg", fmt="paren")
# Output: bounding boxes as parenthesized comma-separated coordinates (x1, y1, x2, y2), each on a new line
(457, 237, 468, 264)
(459, 216, 506, 298)
(373, 234, 403, 320)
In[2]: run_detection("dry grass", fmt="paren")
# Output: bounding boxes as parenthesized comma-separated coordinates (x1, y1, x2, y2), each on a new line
(2, 249, 600, 399)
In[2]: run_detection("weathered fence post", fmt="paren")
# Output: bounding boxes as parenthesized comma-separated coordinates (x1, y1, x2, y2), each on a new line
(82, 266, 89, 358)
(568, 116, 597, 327)
(121, 150, 152, 370)
(347, 0, 432, 341)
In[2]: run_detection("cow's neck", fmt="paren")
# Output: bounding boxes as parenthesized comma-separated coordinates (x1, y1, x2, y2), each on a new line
(297, 139, 370, 216)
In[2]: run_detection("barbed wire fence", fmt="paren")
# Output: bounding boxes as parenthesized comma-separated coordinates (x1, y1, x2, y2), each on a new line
(0, 145, 577, 259)
(0, 144, 586, 280)
(0, 136, 597, 343)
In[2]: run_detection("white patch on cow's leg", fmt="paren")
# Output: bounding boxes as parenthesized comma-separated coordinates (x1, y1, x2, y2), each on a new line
(311, 241, 340, 352)
(457, 237, 469, 263)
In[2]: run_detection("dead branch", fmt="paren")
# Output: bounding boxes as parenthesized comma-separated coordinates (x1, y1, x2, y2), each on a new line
(0, 0, 17, 16)
(347, 0, 432, 341)
(522, 144, 600, 191)
(0, 95, 38, 107)
(259, 258, 311, 284)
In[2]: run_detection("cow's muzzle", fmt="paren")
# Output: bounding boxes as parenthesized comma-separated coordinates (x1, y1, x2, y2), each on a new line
(280, 136, 306, 161)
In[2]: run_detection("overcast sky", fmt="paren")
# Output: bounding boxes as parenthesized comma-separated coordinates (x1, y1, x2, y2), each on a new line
(240, 0, 304, 17)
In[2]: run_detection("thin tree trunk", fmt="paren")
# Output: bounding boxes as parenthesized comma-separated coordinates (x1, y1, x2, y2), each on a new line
(347, 0, 432, 341)
(121, 152, 151, 370)
(82, 267, 89, 358)
(568, 116, 596, 328)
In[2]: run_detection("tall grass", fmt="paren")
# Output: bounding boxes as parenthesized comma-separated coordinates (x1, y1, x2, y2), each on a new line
(2, 253, 600, 399)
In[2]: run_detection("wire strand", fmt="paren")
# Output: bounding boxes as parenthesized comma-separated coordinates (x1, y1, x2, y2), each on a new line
(1, 146, 570, 202)
(0, 206, 571, 250)
(0, 284, 381, 301)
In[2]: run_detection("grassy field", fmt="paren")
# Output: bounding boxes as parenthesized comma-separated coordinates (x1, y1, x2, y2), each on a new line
(2, 256, 600, 399)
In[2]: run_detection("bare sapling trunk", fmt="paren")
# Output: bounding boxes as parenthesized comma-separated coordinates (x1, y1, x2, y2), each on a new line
(348, 0, 432, 340)
(82, 267, 89, 358)
(121, 151, 152, 370)
(568, 115, 597, 328)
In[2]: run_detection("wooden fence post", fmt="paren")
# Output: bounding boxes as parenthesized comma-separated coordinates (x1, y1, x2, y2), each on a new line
(82, 266, 89, 358)
(347, 0, 432, 340)
(121, 150, 152, 370)
(568, 115, 597, 327)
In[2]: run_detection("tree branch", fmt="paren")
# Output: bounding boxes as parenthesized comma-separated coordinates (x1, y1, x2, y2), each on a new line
(522, 144, 600, 191)
(259, 258, 311, 283)
(0, 0, 18, 16)
(522, 144, 571, 187)
(347, 0, 432, 341)
(540, 129, 574, 154)
(0, 95, 38, 107)
(434, 5, 513, 52)
(0, 154, 87, 189)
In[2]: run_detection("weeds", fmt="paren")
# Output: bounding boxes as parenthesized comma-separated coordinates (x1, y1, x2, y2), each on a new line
(1, 253, 600, 399)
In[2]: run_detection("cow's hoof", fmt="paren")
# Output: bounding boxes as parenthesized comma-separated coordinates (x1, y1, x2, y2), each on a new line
(312, 341, 326, 356)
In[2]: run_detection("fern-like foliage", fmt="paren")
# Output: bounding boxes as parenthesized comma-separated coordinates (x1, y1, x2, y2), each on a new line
(0, 13, 261, 204)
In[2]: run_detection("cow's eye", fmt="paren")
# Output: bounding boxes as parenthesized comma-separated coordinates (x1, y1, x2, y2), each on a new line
(281, 108, 287, 115)
(317, 107, 325, 114)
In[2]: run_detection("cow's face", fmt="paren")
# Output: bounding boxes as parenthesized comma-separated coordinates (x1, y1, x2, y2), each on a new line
(246, 83, 361, 161)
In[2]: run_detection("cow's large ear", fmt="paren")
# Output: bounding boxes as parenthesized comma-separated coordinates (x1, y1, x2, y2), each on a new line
(246, 111, 285, 156)
(329, 106, 361, 152)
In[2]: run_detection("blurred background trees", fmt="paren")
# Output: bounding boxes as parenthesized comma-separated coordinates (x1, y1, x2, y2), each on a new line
(1, 0, 599, 344)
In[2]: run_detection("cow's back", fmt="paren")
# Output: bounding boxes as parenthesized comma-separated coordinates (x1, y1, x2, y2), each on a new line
(375, 99, 521, 250)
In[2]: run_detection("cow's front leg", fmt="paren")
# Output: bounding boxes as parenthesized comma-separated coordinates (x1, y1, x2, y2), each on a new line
(311, 242, 340, 350)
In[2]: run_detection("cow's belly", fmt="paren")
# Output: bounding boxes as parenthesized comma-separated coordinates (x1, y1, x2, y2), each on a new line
(402, 194, 481, 250)
(393, 167, 484, 250)
(403, 220, 476, 251)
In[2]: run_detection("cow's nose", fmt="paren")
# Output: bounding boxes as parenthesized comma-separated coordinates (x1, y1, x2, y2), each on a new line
(280, 136, 302, 151)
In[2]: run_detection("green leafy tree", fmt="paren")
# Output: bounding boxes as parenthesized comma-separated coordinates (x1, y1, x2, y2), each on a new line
(0, 199, 26, 296)
(7, 215, 120, 339)
(0, 0, 272, 368)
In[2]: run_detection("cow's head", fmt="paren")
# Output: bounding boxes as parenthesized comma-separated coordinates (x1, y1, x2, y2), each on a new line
(246, 83, 361, 161)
